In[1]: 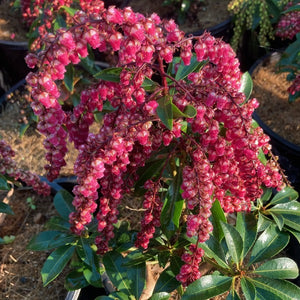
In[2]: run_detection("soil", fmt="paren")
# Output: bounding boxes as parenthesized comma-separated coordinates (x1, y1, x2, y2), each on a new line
(0, 0, 230, 42)
(0, 188, 68, 300)
(252, 53, 300, 146)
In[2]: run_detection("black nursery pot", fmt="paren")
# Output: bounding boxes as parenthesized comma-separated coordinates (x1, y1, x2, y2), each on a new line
(0, 40, 30, 96)
(249, 56, 300, 193)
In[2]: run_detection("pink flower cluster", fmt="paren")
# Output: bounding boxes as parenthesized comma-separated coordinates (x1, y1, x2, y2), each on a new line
(276, 2, 300, 40)
(0, 139, 50, 196)
(25, 1, 284, 286)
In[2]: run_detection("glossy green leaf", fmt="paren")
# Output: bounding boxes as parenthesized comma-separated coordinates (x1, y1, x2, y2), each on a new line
(240, 277, 256, 300)
(226, 289, 241, 300)
(210, 199, 227, 242)
(60, 5, 77, 16)
(258, 148, 267, 165)
(182, 275, 232, 300)
(94, 67, 122, 82)
(269, 212, 284, 231)
(250, 277, 300, 300)
(282, 4, 300, 14)
(286, 228, 300, 243)
(150, 292, 170, 300)
(77, 237, 97, 267)
(161, 166, 183, 239)
(45, 216, 71, 231)
(27, 231, 75, 251)
(64, 65, 74, 92)
(19, 123, 30, 138)
(153, 268, 180, 294)
(269, 200, 300, 216)
(65, 269, 89, 291)
(257, 213, 272, 232)
(42, 245, 75, 286)
(156, 96, 173, 130)
(240, 72, 253, 102)
(83, 265, 102, 287)
(255, 287, 282, 300)
(172, 103, 197, 119)
(142, 77, 158, 92)
(249, 225, 289, 265)
(0, 175, 10, 191)
(169, 254, 184, 275)
(103, 250, 145, 298)
(260, 188, 273, 203)
(253, 257, 299, 279)
(175, 56, 207, 81)
(0, 201, 14, 214)
(220, 222, 243, 264)
(200, 235, 229, 270)
(269, 187, 298, 205)
(54, 190, 75, 220)
(236, 212, 257, 259)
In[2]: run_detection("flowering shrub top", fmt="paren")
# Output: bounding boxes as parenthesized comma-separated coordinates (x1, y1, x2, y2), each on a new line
(25, 1, 283, 286)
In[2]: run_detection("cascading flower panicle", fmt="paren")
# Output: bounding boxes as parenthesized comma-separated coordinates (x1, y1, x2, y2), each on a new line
(25, 0, 285, 286)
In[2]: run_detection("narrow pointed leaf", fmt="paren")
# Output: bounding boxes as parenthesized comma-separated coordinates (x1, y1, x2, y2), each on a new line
(19, 123, 30, 138)
(142, 77, 158, 92)
(270, 201, 300, 215)
(64, 65, 74, 92)
(257, 213, 272, 232)
(240, 72, 253, 102)
(41, 245, 75, 286)
(175, 56, 207, 80)
(226, 290, 241, 300)
(83, 265, 102, 287)
(172, 103, 197, 119)
(210, 199, 227, 242)
(269, 212, 284, 231)
(269, 187, 298, 205)
(236, 212, 257, 258)
(150, 292, 170, 300)
(182, 275, 232, 300)
(77, 237, 97, 267)
(249, 225, 289, 265)
(54, 190, 75, 220)
(65, 269, 89, 291)
(260, 188, 273, 203)
(0, 202, 14, 214)
(156, 96, 173, 130)
(250, 277, 300, 300)
(252, 257, 299, 279)
(45, 216, 71, 231)
(153, 269, 180, 294)
(93, 67, 122, 82)
(240, 277, 256, 300)
(220, 222, 243, 264)
(27, 231, 75, 251)
(286, 228, 300, 243)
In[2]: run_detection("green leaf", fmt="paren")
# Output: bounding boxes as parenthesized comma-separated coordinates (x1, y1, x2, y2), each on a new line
(53, 14, 67, 31)
(42, 245, 75, 286)
(150, 292, 170, 300)
(257, 213, 272, 232)
(226, 289, 241, 300)
(0, 201, 14, 215)
(175, 56, 207, 81)
(156, 96, 173, 130)
(65, 269, 89, 291)
(83, 265, 103, 287)
(103, 250, 145, 298)
(200, 236, 229, 270)
(27, 231, 75, 251)
(249, 225, 289, 265)
(282, 4, 300, 14)
(64, 65, 74, 92)
(252, 257, 299, 279)
(172, 103, 197, 119)
(269, 212, 284, 231)
(19, 123, 30, 138)
(161, 166, 183, 239)
(210, 199, 227, 242)
(77, 237, 97, 268)
(142, 77, 158, 92)
(94, 67, 122, 82)
(286, 228, 300, 243)
(153, 268, 180, 294)
(236, 212, 257, 259)
(60, 5, 77, 16)
(0, 235, 15, 244)
(45, 216, 71, 231)
(269, 187, 298, 205)
(182, 275, 232, 300)
(240, 278, 256, 300)
(240, 72, 253, 102)
(54, 190, 75, 220)
(0, 175, 10, 191)
(260, 188, 273, 203)
(258, 148, 267, 165)
(220, 222, 243, 264)
(249, 277, 300, 300)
